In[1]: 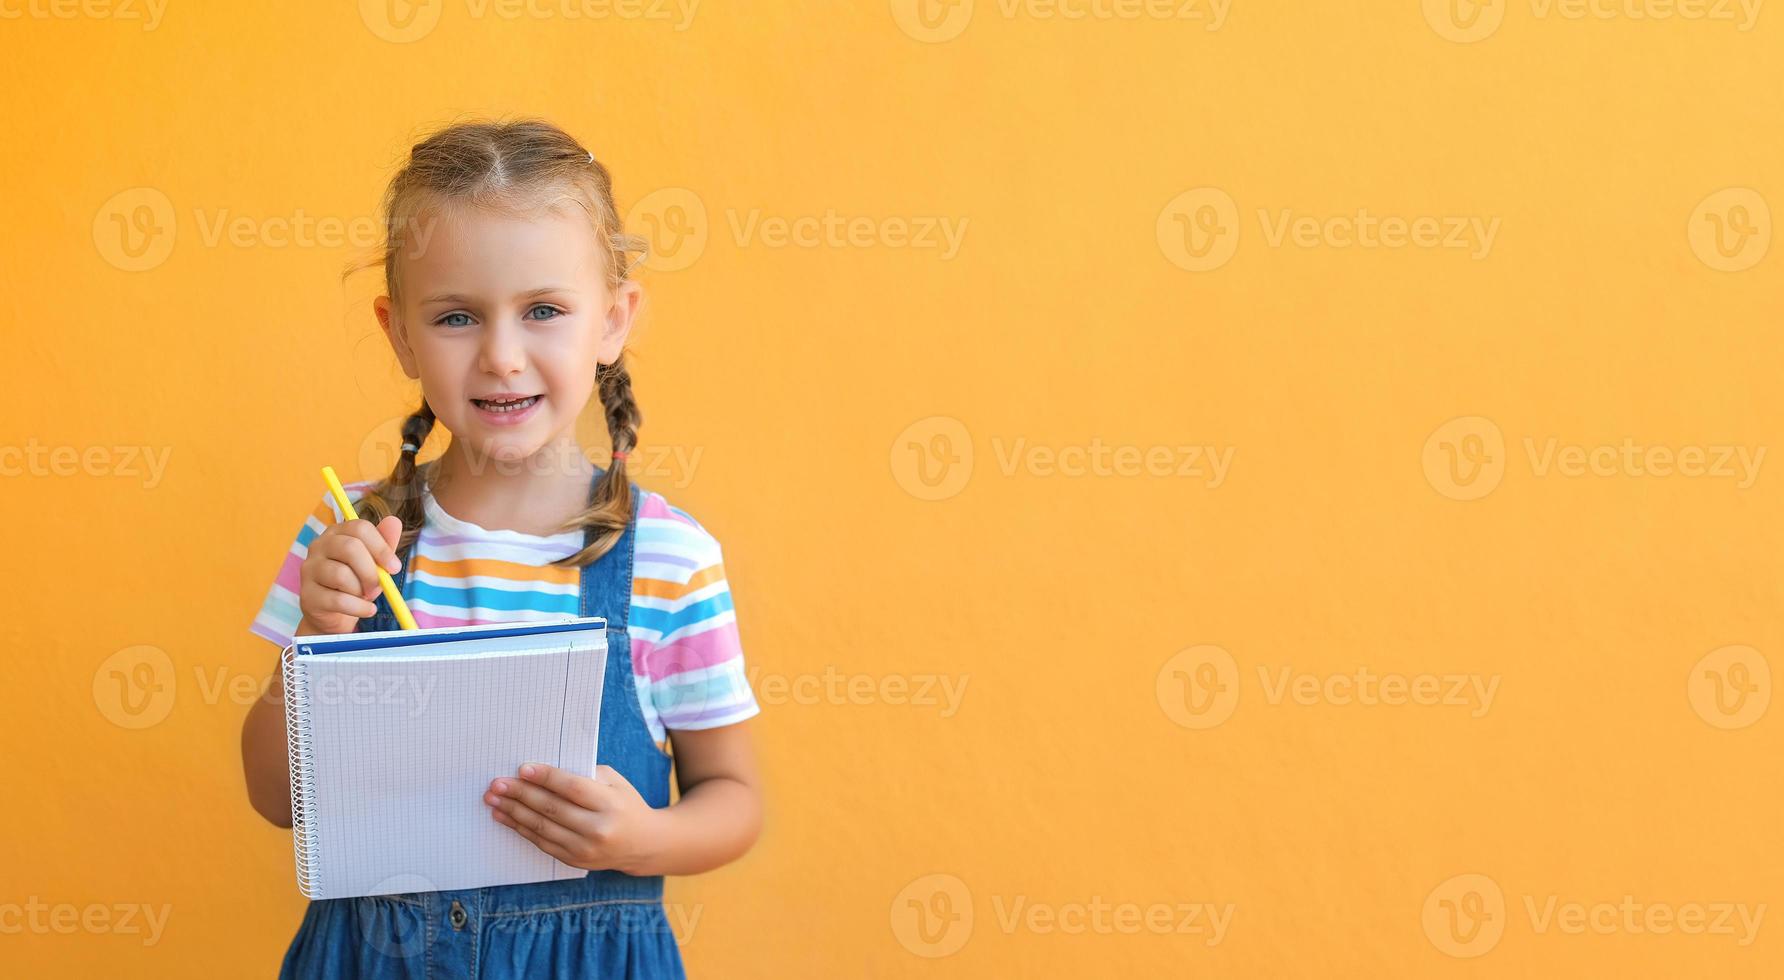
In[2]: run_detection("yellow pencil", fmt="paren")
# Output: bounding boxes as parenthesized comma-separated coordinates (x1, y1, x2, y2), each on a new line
(320, 465, 419, 631)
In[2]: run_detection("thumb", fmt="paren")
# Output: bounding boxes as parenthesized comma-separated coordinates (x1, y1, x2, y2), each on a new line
(376, 515, 404, 564)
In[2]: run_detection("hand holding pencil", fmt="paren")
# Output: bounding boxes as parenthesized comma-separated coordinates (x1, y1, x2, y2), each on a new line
(294, 467, 419, 635)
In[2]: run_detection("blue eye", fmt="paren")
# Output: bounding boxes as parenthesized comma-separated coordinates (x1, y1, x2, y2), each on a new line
(525, 304, 564, 321)
(436, 312, 474, 328)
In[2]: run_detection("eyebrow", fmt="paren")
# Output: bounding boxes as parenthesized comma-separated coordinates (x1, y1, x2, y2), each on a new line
(418, 286, 579, 305)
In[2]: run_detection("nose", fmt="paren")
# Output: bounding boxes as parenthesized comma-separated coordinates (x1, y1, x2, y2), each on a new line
(478, 319, 527, 377)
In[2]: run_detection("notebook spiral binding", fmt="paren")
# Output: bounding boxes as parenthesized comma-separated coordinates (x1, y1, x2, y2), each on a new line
(282, 645, 322, 899)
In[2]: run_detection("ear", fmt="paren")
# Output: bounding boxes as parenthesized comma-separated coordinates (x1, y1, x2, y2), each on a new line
(595, 280, 643, 366)
(375, 295, 421, 380)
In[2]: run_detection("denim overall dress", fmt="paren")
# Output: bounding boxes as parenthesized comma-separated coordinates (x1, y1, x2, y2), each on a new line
(278, 472, 686, 979)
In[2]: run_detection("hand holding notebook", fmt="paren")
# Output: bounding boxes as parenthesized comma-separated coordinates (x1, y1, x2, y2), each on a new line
(282, 617, 609, 899)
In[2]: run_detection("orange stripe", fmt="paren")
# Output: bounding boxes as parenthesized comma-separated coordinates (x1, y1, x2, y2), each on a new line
(634, 563, 725, 601)
(413, 554, 580, 585)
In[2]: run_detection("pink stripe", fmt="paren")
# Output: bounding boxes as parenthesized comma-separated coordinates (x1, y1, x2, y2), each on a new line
(635, 492, 673, 521)
(272, 552, 306, 595)
(412, 610, 475, 629)
(631, 622, 743, 681)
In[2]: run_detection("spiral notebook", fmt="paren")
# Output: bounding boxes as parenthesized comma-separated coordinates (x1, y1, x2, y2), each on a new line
(281, 617, 608, 900)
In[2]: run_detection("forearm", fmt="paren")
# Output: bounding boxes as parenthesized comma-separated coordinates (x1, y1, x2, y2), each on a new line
(636, 776, 761, 877)
(240, 662, 294, 828)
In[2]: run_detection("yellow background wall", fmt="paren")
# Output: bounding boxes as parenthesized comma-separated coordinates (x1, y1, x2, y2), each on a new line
(3, 1, 1780, 976)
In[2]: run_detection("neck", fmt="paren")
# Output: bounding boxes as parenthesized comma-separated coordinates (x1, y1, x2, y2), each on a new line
(428, 434, 599, 534)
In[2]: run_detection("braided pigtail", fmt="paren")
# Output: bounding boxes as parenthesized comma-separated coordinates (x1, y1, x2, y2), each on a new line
(357, 399, 437, 556)
(555, 354, 642, 567)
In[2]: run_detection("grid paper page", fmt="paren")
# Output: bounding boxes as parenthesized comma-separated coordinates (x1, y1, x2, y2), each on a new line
(296, 638, 605, 900)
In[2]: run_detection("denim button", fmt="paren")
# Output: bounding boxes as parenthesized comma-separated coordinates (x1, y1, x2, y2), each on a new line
(449, 900, 467, 930)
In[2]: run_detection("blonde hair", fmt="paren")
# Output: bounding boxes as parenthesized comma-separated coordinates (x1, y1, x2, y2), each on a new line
(348, 117, 647, 567)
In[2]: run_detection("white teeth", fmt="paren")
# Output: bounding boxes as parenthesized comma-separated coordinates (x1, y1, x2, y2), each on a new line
(475, 395, 540, 413)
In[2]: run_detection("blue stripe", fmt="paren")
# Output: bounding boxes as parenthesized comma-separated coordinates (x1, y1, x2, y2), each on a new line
(260, 592, 301, 631)
(406, 578, 580, 614)
(629, 593, 735, 636)
(650, 671, 752, 714)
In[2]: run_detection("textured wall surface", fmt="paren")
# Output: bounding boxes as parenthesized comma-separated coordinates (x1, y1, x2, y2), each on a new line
(2, 2, 1780, 975)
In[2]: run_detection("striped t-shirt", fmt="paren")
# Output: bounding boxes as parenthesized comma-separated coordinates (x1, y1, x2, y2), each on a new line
(250, 479, 759, 743)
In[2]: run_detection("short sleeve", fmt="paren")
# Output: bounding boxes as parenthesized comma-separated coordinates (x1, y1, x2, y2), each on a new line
(248, 484, 370, 648)
(629, 496, 760, 736)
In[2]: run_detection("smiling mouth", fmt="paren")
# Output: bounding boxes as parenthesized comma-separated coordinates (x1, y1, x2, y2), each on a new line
(472, 394, 542, 413)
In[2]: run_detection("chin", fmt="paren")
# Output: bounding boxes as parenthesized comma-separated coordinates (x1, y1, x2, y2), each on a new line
(456, 434, 545, 468)
(486, 440, 541, 463)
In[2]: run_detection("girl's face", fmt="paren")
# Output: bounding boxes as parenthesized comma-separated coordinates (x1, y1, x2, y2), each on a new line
(374, 201, 640, 465)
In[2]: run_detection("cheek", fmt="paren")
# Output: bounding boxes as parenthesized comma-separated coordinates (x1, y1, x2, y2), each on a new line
(544, 330, 604, 391)
(543, 362, 601, 412)
(414, 356, 465, 398)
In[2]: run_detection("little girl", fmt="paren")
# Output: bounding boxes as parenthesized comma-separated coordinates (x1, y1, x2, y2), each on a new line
(238, 118, 762, 979)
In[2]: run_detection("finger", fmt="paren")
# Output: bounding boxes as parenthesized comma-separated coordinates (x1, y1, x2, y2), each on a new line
(484, 787, 588, 849)
(315, 549, 381, 603)
(376, 515, 403, 555)
(518, 762, 611, 809)
(313, 559, 365, 599)
(320, 526, 390, 592)
(335, 521, 401, 574)
(340, 510, 401, 574)
(301, 580, 378, 620)
(489, 775, 599, 833)
(490, 808, 582, 866)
